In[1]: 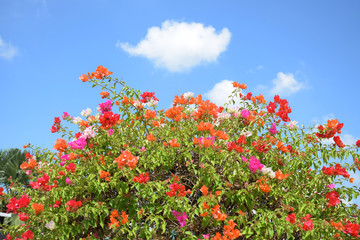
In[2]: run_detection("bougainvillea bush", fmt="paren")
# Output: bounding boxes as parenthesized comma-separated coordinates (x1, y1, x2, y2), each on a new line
(3, 66, 360, 239)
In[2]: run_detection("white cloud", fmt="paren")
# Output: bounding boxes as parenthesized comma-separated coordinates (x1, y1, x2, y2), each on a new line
(205, 80, 242, 107)
(270, 72, 304, 96)
(0, 36, 19, 60)
(341, 134, 357, 146)
(117, 20, 231, 72)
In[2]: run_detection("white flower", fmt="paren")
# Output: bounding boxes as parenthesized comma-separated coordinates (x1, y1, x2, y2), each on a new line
(82, 126, 95, 139)
(81, 108, 92, 117)
(218, 112, 231, 120)
(228, 107, 239, 113)
(73, 117, 82, 124)
(183, 92, 194, 99)
(261, 166, 275, 178)
(288, 120, 298, 129)
(241, 129, 252, 137)
(133, 100, 143, 108)
(45, 220, 55, 230)
(145, 99, 159, 107)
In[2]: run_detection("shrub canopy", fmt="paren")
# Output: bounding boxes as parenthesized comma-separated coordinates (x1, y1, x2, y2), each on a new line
(3, 66, 360, 240)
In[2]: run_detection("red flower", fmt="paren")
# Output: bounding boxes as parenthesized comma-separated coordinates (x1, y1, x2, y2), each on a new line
(66, 198, 82, 212)
(344, 221, 360, 237)
(166, 182, 188, 197)
(6, 195, 31, 214)
(333, 136, 345, 148)
(325, 190, 340, 207)
(29, 173, 53, 191)
(21, 230, 33, 240)
(99, 111, 120, 130)
(132, 172, 150, 184)
(65, 162, 76, 173)
(286, 213, 296, 224)
(53, 199, 62, 208)
(18, 212, 29, 221)
(356, 140, 360, 147)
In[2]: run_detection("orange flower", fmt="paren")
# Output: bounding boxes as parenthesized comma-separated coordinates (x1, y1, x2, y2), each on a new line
(121, 211, 128, 224)
(275, 170, 289, 180)
(168, 139, 180, 147)
(223, 220, 242, 239)
(147, 133, 155, 142)
(276, 141, 289, 153)
(144, 109, 157, 120)
(331, 220, 345, 231)
(53, 139, 68, 153)
(257, 178, 271, 193)
(203, 202, 209, 209)
(215, 191, 222, 197)
(79, 120, 89, 128)
(32, 203, 44, 216)
(211, 204, 227, 221)
(99, 170, 111, 181)
(232, 81, 247, 89)
(200, 212, 208, 217)
(20, 158, 37, 170)
(327, 119, 338, 129)
(152, 120, 159, 127)
(200, 185, 208, 196)
(215, 131, 229, 140)
(79, 74, 89, 82)
(165, 106, 183, 122)
(122, 96, 129, 104)
(350, 177, 355, 183)
(100, 91, 110, 99)
(114, 150, 138, 170)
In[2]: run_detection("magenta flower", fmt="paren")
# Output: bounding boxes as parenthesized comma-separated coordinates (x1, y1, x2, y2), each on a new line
(241, 109, 250, 119)
(172, 210, 187, 227)
(62, 112, 71, 120)
(99, 100, 112, 114)
(61, 154, 70, 161)
(60, 161, 66, 167)
(69, 138, 87, 150)
(269, 123, 278, 135)
(66, 178, 72, 185)
(241, 156, 248, 162)
(107, 129, 114, 136)
(249, 156, 263, 173)
(327, 184, 335, 189)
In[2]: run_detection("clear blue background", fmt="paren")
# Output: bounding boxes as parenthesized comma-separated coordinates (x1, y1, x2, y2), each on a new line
(0, 1, 359, 190)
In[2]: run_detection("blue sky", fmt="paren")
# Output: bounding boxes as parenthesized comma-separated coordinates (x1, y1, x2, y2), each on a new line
(1, 1, 360, 160)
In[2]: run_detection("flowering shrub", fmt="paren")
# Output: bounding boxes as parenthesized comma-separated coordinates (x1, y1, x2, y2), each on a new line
(2, 65, 360, 239)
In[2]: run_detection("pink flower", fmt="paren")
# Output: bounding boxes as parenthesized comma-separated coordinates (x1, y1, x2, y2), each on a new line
(99, 100, 112, 114)
(66, 178, 72, 185)
(241, 156, 248, 162)
(60, 161, 66, 167)
(241, 109, 250, 119)
(202, 234, 209, 239)
(62, 112, 71, 120)
(69, 138, 87, 150)
(269, 123, 278, 134)
(327, 184, 335, 189)
(140, 146, 146, 152)
(249, 156, 263, 173)
(172, 210, 187, 227)
(107, 129, 114, 136)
